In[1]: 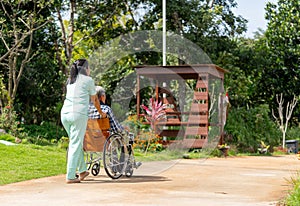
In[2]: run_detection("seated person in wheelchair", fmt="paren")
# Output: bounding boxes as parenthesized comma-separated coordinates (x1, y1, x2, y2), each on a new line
(88, 86, 141, 168)
(89, 86, 125, 134)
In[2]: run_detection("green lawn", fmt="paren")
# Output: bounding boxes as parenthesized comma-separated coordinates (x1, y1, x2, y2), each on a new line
(0, 144, 66, 185)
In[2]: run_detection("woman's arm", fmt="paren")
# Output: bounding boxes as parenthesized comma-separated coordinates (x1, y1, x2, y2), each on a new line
(90, 95, 107, 118)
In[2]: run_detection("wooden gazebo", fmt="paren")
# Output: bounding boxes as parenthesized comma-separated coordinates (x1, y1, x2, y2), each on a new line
(136, 64, 227, 149)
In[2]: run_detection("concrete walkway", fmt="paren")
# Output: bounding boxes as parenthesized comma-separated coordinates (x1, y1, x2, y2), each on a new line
(0, 155, 300, 206)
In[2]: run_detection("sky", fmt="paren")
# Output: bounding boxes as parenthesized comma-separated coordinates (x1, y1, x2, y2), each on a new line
(232, 0, 278, 38)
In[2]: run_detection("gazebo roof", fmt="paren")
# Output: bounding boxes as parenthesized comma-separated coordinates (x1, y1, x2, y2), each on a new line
(135, 64, 228, 80)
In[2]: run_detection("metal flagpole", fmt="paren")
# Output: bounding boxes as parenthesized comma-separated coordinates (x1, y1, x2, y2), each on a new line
(163, 0, 166, 66)
(162, 0, 167, 142)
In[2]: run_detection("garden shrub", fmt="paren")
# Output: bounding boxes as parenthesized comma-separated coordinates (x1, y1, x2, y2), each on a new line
(122, 115, 150, 135)
(122, 115, 165, 153)
(0, 105, 22, 137)
(57, 136, 69, 149)
(134, 130, 163, 153)
(23, 136, 54, 146)
(286, 126, 300, 141)
(0, 133, 15, 142)
(22, 121, 67, 141)
(224, 104, 281, 152)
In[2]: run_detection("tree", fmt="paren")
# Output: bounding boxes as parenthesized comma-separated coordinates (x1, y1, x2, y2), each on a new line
(135, 0, 247, 63)
(53, 0, 137, 75)
(264, 0, 300, 111)
(88, 0, 248, 100)
(15, 52, 64, 124)
(0, 0, 52, 106)
(272, 94, 298, 148)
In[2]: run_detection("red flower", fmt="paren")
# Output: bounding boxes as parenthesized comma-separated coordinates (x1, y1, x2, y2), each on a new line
(141, 98, 166, 130)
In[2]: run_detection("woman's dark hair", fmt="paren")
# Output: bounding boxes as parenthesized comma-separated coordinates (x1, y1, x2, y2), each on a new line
(68, 59, 89, 84)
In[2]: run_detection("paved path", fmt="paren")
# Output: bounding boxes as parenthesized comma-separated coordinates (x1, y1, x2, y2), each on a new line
(1, 155, 300, 206)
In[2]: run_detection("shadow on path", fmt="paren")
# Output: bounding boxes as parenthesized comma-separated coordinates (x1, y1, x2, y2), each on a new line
(82, 175, 171, 184)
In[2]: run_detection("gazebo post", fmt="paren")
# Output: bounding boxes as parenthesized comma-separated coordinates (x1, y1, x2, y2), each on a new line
(155, 80, 159, 100)
(137, 74, 141, 119)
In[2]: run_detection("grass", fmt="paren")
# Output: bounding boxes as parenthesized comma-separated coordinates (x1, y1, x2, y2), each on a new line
(285, 183, 300, 206)
(133, 147, 219, 161)
(0, 144, 66, 185)
(134, 149, 194, 161)
(278, 171, 300, 206)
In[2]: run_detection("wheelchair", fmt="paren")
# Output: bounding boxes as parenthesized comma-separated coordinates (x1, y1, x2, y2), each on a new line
(83, 118, 138, 179)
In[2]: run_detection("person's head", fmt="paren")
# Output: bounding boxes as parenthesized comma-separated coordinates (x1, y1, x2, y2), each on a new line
(68, 59, 90, 84)
(96, 86, 106, 103)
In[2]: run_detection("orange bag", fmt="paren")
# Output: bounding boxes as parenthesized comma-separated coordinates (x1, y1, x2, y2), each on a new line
(83, 119, 106, 152)
(97, 117, 110, 131)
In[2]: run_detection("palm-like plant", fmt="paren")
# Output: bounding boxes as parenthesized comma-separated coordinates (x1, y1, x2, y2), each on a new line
(141, 98, 166, 154)
(141, 98, 166, 131)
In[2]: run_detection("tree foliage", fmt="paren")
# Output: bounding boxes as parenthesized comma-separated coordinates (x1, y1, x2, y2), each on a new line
(264, 0, 300, 107)
(225, 104, 281, 152)
(0, 0, 53, 106)
(87, 0, 248, 101)
(223, 0, 300, 150)
(134, 0, 247, 63)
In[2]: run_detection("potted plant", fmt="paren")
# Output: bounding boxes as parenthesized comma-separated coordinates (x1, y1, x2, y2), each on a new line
(217, 144, 230, 157)
(257, 141, 270, 154)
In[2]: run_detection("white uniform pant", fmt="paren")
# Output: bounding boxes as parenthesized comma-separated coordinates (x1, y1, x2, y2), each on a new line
(61, 112, 88, 180)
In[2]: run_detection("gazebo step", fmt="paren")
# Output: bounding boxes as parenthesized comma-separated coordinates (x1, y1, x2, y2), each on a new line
(167, 139, 207, 149)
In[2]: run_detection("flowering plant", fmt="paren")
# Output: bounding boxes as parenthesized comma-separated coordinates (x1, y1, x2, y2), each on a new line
(141, 98, 166, 131)
(141, 98, 166, 152)
(0, 105, 21, 137)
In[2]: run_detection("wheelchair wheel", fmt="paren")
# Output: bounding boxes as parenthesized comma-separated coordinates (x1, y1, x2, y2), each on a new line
(91, 162, 100, 176)
(103, 133, 126, 179)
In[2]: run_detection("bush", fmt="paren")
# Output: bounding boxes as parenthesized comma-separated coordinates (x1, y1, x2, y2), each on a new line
(224, 104, 281, 152)
(134, 131, 164, 153)
(0, 105, 22, 137)
(57, 136, 69, 149)
(122, 115, 150, 135)
(0, 133, 15, 142)
(22, 121, 67, 141)
(23, 136, 54, 146)
(286, 126, 300, 141)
